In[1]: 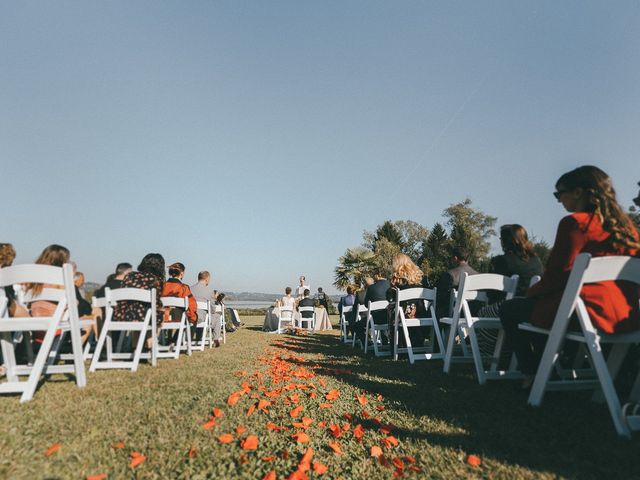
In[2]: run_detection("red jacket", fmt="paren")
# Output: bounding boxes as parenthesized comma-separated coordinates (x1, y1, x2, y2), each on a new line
(528, 212, 639, 333)
(161, 278, 197, 324)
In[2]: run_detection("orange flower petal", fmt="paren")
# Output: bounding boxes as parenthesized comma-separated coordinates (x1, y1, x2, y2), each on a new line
(45, 443, 61, 457)
(262, 456, 276, 462)
(213, 407, 223, 418)
(292, 432, 310, 443)
(392, 469, 404, 478)
(129, 454, 146, 468)
(370, 445, 383, 458)
(241, 435, 259, 450)
(301, 417, 313, 427)
(376, 394, 383, 401)
(356, 394, 367, 405)
(328, 442, 342, 455)
(376, 405, 385, 411)
(382, 435, 399, 448)
(262, 471, 276, 480)
(290, 406, 304, 418)
(318, 403, 331, 409)
(288, 470, 309, 480)
(247, 404, 256, 417)
(236, 425, 246, 434)
(188, 447, 197, 459)
(258, 399, 271, 411)
(404, 455, 416, 463)
(466, 454, 482, 467)
(86, 475, 108, 480)
(313, 461, 328, 475)
(218, 434, 234, 444)
(111, 442, 125, 449)
(325, 390, 340, 401)
(203, 418, 216, 430)
(392, 457, 405, 470)
(328, 425, 342, 438)
(353, 424, 365, 441)
(227, 392, 242, 406)
(317, 421, 327, 428)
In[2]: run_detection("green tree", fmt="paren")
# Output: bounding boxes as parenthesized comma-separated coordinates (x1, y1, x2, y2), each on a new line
(363, 220, 429, 264)
(444, 198, 497, 267)
(531, 237, 551, 267)
(374, 221, 404, 249)
(373, 237, 402, 279)
(333, 247, 377, 291)
(419, 222, 450, 282)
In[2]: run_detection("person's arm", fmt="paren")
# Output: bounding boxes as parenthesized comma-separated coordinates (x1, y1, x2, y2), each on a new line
(528, 215, 586, 298)
(186, 286, 198, 323)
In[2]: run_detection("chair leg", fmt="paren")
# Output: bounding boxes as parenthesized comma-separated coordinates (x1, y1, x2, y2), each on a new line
(20, 326, 58, 402)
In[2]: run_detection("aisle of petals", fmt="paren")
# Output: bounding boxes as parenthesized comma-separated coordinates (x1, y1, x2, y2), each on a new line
(200, 336, 424, 479)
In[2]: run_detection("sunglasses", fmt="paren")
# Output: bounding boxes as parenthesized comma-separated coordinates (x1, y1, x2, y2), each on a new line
(553, 189, 569, 200)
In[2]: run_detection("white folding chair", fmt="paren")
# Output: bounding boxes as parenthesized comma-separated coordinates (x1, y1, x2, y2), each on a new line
(524, 253, 640, 437)
(277, 305, 295, 333)
(192, 300, 213, 351)
(364, 300, 391, 357)
(212, 303, 226, 343)
(339, 305, 354, 343)
(351, 303, 366, 348)
(0, 263, 86, 402)
(158, 296, 192, 359)
(392, 288, 445, 364)
(89, 287, 158, 372)
(297, 306, 316, 331)
(442, 273, 520, 383)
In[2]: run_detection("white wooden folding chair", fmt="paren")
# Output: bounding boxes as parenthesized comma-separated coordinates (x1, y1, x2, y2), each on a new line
(392, 288, 444, 364)
(351, 303, 366, 348)
(158, 296, 192, 359)
(525, 253, 640, 437)
(213, 303, 226, 343)
(277, 305, 295, 333)
(297, 306, 316, 331)
(339, 305, 354, 343)
(0, 263, 86, 402)
(191, 300, 213, 351)
(89, 287, 158, 372)
(364, 300, 391, 356)
(442, 273, 520, 383)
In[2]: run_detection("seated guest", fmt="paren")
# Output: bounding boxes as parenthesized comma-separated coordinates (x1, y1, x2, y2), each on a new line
(386, 253, 430, 347)
(298, 289, 315, 319)
(0, 243, 28, 318)
(214, 292, 234, 332)
(280, 287, 295, 309)
(315, 287, 329, 310)
(634, 181, 640, 207)
(161, 262, 197, 348)
(191, 270, 221, 347)
(435, 247, 479, 319)
(94, 262, 133, 298)
(114, 253, 165, 350)
(351, 277, 374, 338)
(355, 269, 390, 344)
(500, 166, 640, 389)
(72, 269, 99, 344)
(338, 286, 355, 316)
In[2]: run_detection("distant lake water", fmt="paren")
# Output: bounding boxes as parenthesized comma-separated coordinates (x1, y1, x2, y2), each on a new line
(226, 300, 275, 309)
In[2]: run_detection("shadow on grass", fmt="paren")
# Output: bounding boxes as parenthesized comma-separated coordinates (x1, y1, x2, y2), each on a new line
(274, 332, 640, 479)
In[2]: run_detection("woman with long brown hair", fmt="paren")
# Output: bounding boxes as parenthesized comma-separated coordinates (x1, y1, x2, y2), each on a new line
(500, 166, 640, 387)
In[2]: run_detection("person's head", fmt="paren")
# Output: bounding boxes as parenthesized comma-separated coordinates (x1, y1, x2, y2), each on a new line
(373, 268, 385, 280)
(555, 166, 640, 251)
(216, 292, 225, 303)
(115, 262, 133, 279)
(0, 243, 16, 268)
(317, 287, 323, 293)
(74, 272, 85, 288)
(500, 224, 535, 260)
(451, 246, 469, 264)
(346, 286, 354, 295)
(168, 262, 186, 279)
(198, 271, 210, 284)
(363, 276, 374, 288)
(303, 288, 310, 297)
(28, 244, 71, 294)
(138, 253, 166, 281)
(285, 286, 292, 295)
(634, 181, 640, 208)
(392, 253, 423, 285)
(299, 275, 305, 285)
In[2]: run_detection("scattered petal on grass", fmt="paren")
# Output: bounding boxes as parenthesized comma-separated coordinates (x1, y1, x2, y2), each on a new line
(129, 452, 146, 468)
(290, 405, 304, 418)
(404, 456, 416, 463)
(379, 454, 391, 468)
(318, 403, 332, 409)
(370, 446, 383, 458)
(325, 390, 340, 401)
(376, 394, 383, 401)
(356, 394, 367, 405)
(236, 425, 246, 435)
(86, 474, 108, 480)
(262, 456, 276, 462)
(227, 392, 242, 406)
(292, 432, 310, 443)
(328, 442, 342, 455)
(258, 399, 271, 411)
(376, 405, 385, 411)
(203, 418, 216, 430)
(301, 417, 313, 427)
(392, 457, 405, 470)
(466, 454, 482, 467)
(218, 434, 234, 444)
(213, 407, 223, 418)
(288, 470, 308, 480)
(188, 447, 197, 459)
(392, 469, 404, 478)
(45, 443, 61, 457)
(353, 424, 365, 441)
(241, 435, 259, 450)
(239, 453, 249, 464)
(328, 424, 342, 438)
(111, 442, 125, 450)
(317, 421, 327, 428)
(247, 404, 256, 416)
(262, 471, 276, 480)
(382, 436, 399, 448)
(313, 461, 328, 475)
(318, 378, 326, 387)
(409, 465, 423, 473)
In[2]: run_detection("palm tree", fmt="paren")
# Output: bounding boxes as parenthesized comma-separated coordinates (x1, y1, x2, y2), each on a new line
(333, 247, 377, 291)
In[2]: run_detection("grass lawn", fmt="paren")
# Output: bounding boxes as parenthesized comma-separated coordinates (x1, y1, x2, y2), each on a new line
(1, 315, 639, 479)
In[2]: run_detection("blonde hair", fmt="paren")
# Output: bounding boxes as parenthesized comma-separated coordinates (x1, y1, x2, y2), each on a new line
(392, 253, 423, 285)
(0, 243, 16, 268)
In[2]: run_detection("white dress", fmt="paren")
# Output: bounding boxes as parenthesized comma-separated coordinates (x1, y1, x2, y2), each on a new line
(281, 296, 295, 308)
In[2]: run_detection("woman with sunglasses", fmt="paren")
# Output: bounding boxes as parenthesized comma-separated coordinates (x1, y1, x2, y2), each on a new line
(500, 166, 640, 388)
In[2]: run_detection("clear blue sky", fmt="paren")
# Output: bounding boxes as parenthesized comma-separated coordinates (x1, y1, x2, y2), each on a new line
(2, 1, 638, 294)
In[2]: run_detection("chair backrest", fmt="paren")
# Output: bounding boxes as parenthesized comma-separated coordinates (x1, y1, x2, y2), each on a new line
(341, 305, 353, 314)
(529, 275, 541, 287)
(107, 287, 154, 304)
(161, 296, 189, 309)
(396, 287, 436, 303)
(279, 305, 294, 319)
(92, 296, 107, 308)
(454, 272, 518, 319)
(298, 306, 315, 316)
(368, 300, 389, 313)
(196, 300, 209, 311)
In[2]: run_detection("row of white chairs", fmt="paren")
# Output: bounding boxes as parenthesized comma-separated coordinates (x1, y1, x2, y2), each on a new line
(275, 305, 316, 333)
(0, 263, 228, 402)
(339, 253, 640, 437)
